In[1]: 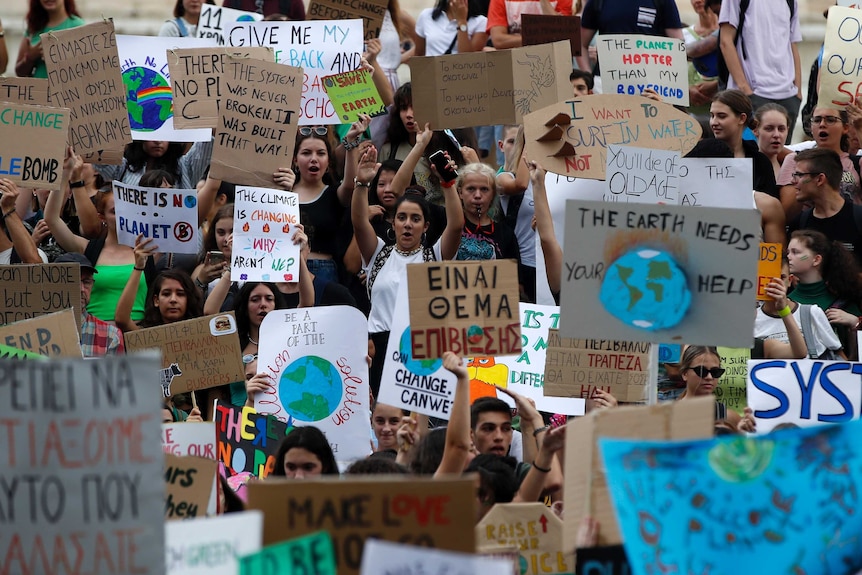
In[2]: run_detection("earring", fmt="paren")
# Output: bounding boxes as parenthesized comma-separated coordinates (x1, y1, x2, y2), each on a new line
(421, 232, 427, 244)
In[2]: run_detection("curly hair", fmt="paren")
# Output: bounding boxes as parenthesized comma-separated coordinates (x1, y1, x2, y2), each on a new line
(790, 229, 862, 306)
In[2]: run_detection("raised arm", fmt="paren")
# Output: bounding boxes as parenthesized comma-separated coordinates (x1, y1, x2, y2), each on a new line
(116, 234, 156, 332)
(45, 148, 88, 254)
(337, 115, 373, 207)
(391, 123, 433, 196)
(351, 146, 383, 264)
(528, 159, 563, 294)
(434, 352, 472, 476)
(439, 166, 464, 260)
(196, 173, 223, 226)
(514, 424, 565, 503)
(0, 180, 41, 263)
(294, 224, 314, 308)
(15, 36, 41, 78)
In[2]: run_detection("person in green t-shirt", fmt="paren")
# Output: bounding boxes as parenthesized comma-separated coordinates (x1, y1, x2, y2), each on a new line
(16, 0, 85, 79)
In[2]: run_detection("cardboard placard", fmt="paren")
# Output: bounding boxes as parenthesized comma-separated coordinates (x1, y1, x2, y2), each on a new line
(747, 359, 862, 432)
(216, 401, 290, 478)
(239, 531, 337, 575)
(113, 181, 199, 254)
(209, 59, 302, 187)
(596, 34, 689, 106)
(226, 20, 364, 125)
(543, 330, 651, 403)
(166, 511, 264, 575)
(257, 307, 372, 463)
(406, 260, 522, 360)
(197, 4, 264, 46)
(307, 0, 388, 40)
(322, 69, 387, 124)
(0, 355, 164, 574)
(124, 313, 244, 395)
(562, 397, 715, 548)
(559, 200, 761, 347)
(165, 453, 218, 520)
(756, 243, 782, 301)
(411, 41, 572, 129)
(231, 186, 301, 282)
(820, 6, 862, 106)
(246, 476, 477, 575)
(0, 77, 50, 105)
(360, 540, 512, 575)
(523, 95, 701, 180)
(716, 346, 749, 415)
(168, 46, 274, 129)
(574, 545, 630, 575)
(41, 20, 131, 163)
(600, 418, 862, 573)
(116, 35, 214, 143)
(476, 503, 574, 575)
(0, 308, 81, 358)
(0, 263, 82, 331)
(162, 422, 217, 516)
(521, 14, 581, 56)
(0, 102, 69, 190)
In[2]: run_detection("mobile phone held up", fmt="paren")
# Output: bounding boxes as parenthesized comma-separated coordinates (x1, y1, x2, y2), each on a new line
(207, 250, 226, 266)
(429, 150, 458, 184)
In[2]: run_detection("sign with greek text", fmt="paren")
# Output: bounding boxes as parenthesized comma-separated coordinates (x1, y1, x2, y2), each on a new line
(116, 34, 215, 142)
(747, 359, 862, 432)
(162, 422, 217, 516)
(361, 539, 511, 575)
(476, 503, 574, 575)
(0, 308, 82, 358)
(197, 4, 263, 46)
(559, 200, 761, 347)
(821, 6, 862, 106)
(523, 95, 701, 180)
(168, 46, 274, 129)
(407, 260, 522, 360)
(226, 20, 364, 124)
(42, 20, 131, 163)
(411, 41, 572, 129)
(246, 476, 477, 575)
(0, 77, 49, 105)
(677, 157, 754, 208)
(209, 59, 302, 186)
(231, 186, 301, 282)
(257, 306, 372, 463)
(239, 531, 336, 575)
(308, 0, 388, 41)
(0, 263, 82, 331)
(322, 69, 387, 123)
(124, 313, 244, 396)
(165, 453, 217, 520)
(215, 401, 290, 478)
(600, 419, 862, 574)
(113, 180, 199, 254)
(521, 14, 581, 56)
(0, 354, 165, 575)
(0, 102, 69, 190)
(716, 346, 749, 415)
(756, 243, 782, 301)
(166, 511, 264, 575)
(596, 35, 689, 106)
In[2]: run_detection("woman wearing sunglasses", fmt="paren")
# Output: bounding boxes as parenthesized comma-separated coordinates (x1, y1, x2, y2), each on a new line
(677, 345, 743, 429)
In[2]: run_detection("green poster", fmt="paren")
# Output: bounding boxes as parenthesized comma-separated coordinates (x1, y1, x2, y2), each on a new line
(322, 70, 387, 124)
(239, 531, 336, 575)
(716, 346, 749, 415)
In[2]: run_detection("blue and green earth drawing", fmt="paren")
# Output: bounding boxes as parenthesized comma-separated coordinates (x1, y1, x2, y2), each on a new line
(279, 355, 342, 421)
(122, 66, 173, 132)
(399, 327, 442, 375)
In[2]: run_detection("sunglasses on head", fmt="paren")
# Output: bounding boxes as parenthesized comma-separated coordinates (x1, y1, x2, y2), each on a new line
(298, 127, 328, 136)
(242, 353, 258, 365)
(689, 365, 725, 379)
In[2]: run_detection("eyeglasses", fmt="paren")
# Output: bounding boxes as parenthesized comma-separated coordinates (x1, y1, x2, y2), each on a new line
(298, 127, 328, 136)
(810, 115, 842, 126)
(791, 171, 821, 181)
(689, 366, 725, 379)
(242, 353, 258, 364)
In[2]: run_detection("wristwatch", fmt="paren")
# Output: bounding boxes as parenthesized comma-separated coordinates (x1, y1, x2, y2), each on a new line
(458, 23, 468, 32)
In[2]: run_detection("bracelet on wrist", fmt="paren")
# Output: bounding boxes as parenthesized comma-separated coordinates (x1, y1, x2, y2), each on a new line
(133, 266, 145, 271)
(2, 209, 15, 220)
(532, 460, 551, 473)
(69, 180, 86, 189)
(532, 425, 550, 438)
(354, 177, 371, 188)
(777, 305, 792, 318)
(194, 277, 208, 289)
(342, 136, 362, 151)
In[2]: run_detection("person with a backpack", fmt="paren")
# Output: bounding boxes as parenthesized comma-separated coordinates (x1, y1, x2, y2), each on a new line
(159, 0, 215, 38)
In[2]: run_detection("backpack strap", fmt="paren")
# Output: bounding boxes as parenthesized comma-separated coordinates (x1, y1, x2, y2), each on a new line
(366, 245, 394, 296)
(798, 304, 819, 359)
(173, 17, 188, 37)
(443, 33, 458, 55)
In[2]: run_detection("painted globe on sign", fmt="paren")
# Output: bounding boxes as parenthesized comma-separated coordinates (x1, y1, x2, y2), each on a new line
(122, 66, 173, 132)
(599, 249, 691, 331)
(279, 355, 342, 422)
(399, 327, 442, 376)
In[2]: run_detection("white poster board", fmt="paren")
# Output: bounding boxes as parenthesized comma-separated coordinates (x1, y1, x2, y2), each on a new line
(231, 186, 301, 282)
(678, 157, 755, 208)
(820, 6, 862, 107)
(360, 539, 511, 575)
(596, 34, 689, 106)
(197, 4, 263, 45)
(113, 180, 199, 254)
(166, 511, 263, 574)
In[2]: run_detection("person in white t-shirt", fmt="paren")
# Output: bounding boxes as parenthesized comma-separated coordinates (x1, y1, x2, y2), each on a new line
(415, 0, 488, 56)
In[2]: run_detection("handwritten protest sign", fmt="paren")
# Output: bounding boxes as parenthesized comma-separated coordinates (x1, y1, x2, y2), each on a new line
(559, 201, 761, 347)
(247, 476, 477, 575)
(116, 35, 214, 142)
(523, 95, 701, 180)
(0, 308, 81, 357)
(476, 503, 574, 575)
(574, 545, 631, 575)
(308, 0, 388, 40)
(322, 69, 387, 123)
(716, 346, 748, 414)
(747, 359, 862, 432)
(165, 453, 218, 520)
(42, 20, 131, 163)
(226, 20, 363, 124)
(601, 419, 862, 574)
(544, 331, 651, 403)
(198, 4, 263, 45)
(821, 6, 862, 106)
(239, 531, 337, 575)
(411, 41, 572, 129)
(0, 102, 69, 190)
(839, 0, 862, 6)
(166, 511, 264, 575)
(678, 157, 754, 208)
(563, 397, 714, 548)
(216, 401, 290, 478)
(113, 180, 199, 254)
(124, 313, 244, 395)
(209, 59, 302, 186)
(257, 307, 372, 463)
(756, 243, 781, 301)
(231, 186, 300, 281)
(0, 263, 82, 329)
(361, 540, 511, 575)
(521, 14, 581, 56)
(0, 355, 164, 574)
(596, 35, 689, 106)
(168, 46, 273, 129)
(407, 260, 521, 360)
(0, 77, 49, 105)
(162, 422, 217, 515)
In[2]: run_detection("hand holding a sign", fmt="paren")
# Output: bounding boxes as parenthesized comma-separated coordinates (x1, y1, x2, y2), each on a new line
(134, 233, 158, 269)
(0, 178, 20, 212)
(273, 167, 296, 191)
(245, 372, 272, 408)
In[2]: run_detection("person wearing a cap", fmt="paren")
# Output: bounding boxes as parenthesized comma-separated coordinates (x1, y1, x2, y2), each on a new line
(56, 253, 125, 357)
